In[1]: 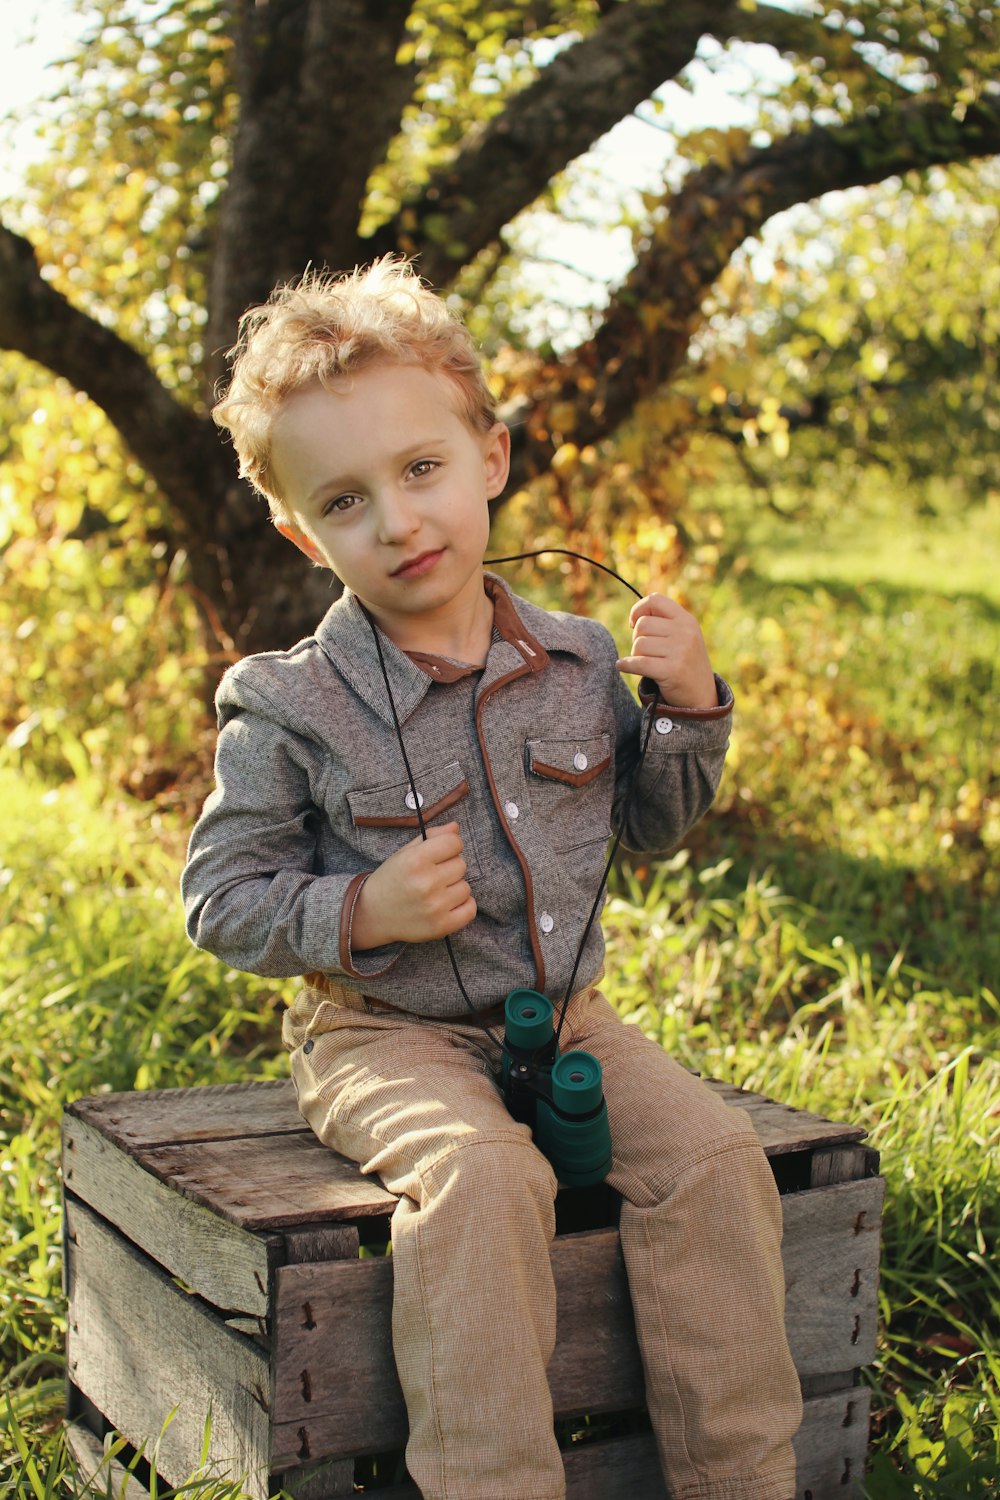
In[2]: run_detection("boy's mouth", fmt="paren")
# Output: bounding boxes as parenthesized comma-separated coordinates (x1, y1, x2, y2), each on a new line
(391, 549, 444, 579)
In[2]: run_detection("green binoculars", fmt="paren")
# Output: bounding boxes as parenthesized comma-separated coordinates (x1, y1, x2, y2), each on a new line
(500, 988, 612, 1187)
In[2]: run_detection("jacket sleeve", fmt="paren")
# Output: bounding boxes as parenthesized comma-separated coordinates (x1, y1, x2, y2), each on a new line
(181, 673, 402, 980)
(611, 664, 734, 854)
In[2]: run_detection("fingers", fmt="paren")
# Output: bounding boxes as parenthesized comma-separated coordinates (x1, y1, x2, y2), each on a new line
(378, 821, 477, 941)
(617, 611, 681, 676)
(627, 591, 679, 628)
(616, 594, 717, 707)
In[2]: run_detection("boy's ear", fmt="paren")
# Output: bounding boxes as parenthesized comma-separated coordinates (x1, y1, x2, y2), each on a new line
(274, 520, 326, 566)
(484, 421, 511, 501)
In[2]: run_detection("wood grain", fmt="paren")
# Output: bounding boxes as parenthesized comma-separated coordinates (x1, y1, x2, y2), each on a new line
(783, 1178, 885, 1372)
(269, 1186, 881, 1467)
(66, 1200, 272, 1499)
(63, 1115, 279, 1318)
(341, 1389, 871, 1500)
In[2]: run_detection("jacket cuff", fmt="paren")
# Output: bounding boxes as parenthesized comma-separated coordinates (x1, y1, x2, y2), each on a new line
(638, 673, 734, 720)
(338, 871, 403, 979)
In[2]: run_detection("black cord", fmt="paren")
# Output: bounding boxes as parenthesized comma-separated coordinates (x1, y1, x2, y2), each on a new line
(485, 548, 643, 601)
(361, 550, 655, 1057)
(364, 608, 505, 1049)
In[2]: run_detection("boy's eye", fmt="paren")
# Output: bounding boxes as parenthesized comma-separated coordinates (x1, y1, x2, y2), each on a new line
(325, 493, 361, 515)
(410, 459, 438, 478)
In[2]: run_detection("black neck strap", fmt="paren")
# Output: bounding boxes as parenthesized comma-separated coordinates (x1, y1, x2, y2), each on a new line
(361, 550, 654, 1056)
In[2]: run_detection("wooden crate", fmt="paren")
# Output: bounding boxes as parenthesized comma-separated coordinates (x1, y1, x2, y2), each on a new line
(63, 1078, 883, 1500)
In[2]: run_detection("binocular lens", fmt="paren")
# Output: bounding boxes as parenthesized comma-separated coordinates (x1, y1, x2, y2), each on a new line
(551, 1050, 604, 1114)
(504, 988, 554, 1050)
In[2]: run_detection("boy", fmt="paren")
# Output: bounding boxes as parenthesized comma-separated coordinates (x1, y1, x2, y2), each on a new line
(182, 258, 802, 1500)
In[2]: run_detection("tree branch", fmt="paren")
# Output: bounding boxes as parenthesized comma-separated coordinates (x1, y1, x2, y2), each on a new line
(366, 0, 735, 285)
(728, 2, 913, 104)
(368, 0, 918, 287)
(0, 222, 221, 534)
(507, 92, 1000, 487)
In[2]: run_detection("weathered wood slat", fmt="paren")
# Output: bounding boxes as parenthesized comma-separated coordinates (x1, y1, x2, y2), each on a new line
(66, 1079, 866, 1238)
(136, 1133, 397, 1228)
(274, 1454, 357, 1498)
(68, 1077, 864, 1163)
(810, 1144, 880, 1187)
(783, 1178, 884, 1373)
(66, 1200, 272, 1499)
(548, 1226, 641, 1405)
(269, 1183, 880, 1468)
(795, 1386, 871, 1499)
(65, 1420, 151, 1500)
(63, 1114, 279, 1319)
(708, 1081, 866, 1155)
(322, 1388, 872, 1500)
(65, 1079, 304, 1146)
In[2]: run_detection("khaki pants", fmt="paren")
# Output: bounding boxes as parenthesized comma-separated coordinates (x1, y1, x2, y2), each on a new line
(288, 985, 802, 1500)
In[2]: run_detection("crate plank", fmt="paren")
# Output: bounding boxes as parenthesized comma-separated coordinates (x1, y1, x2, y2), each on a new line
(63, 1114, 278, 1319)
(69, 1077, 865, 1159)
(794, 1386, 872, 1499)
(810, 1144, 880, 1187)
(712, 1081, 865, 1155)
(783, 1178, 885, 1373)
(65, 1420, 151, 1500)
(270, 1182, 879, 1467)
(136, 1133, 397, 1229)
(298, 1388, 870, 1500)
(547, 1227, 642, 1404)
(66, 1200, 272, 1500)
(66, 1079, 304, 1146)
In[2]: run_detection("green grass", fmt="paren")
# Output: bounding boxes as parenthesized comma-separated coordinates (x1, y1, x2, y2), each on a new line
(2, 484, 998, 1495)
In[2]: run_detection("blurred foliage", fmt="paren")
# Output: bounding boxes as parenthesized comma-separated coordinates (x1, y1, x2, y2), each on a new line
(0, 356, 215, 793)
(10, 0, 232, 401)
(718, 162, 1000, 496)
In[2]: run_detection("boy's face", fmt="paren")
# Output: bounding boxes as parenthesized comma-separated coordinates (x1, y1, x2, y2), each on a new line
(270, 363, 510, 648)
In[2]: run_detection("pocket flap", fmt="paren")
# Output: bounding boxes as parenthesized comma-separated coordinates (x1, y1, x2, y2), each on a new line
(348, 761, 469, 829)
(527, 734, 611, 788)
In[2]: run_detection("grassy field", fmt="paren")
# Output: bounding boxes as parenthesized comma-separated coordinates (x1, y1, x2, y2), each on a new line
(1, 486, 997, 1495)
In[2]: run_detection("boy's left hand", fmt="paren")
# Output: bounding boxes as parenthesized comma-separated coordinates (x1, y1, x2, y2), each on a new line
(616, 593, 718, 709)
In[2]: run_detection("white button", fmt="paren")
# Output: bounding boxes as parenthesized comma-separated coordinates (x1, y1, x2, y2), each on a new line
(505, 800, 519, 820)
(539, 912, 554, 934)
(655, 717, 674, 735)
(573, 752, 588, 771)
(404, 789, 424, 810)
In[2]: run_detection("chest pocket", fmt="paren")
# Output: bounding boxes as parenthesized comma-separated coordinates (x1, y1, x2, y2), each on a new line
(526, 734, 613, 852)
(346, 759, 482, 880)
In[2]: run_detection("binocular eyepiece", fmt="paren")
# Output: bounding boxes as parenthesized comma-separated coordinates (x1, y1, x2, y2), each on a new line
(501, 989, 612, 1187)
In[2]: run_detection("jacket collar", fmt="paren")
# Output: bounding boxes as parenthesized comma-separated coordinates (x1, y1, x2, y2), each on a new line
(313, 572, 591, 726)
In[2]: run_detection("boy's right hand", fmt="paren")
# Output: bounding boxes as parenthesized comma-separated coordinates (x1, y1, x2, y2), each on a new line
(350, 822, 477, 950)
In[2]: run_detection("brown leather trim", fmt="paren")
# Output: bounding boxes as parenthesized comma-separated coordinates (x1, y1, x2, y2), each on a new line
(405, 652, 480, 683)
(487, 576, 550, 671)
(530, 754, 611, 788)
(638, 678, 732, 721)
(338, 871, 373, 976)
(353, 780, 470, 829)
(475, 663, 546, 992)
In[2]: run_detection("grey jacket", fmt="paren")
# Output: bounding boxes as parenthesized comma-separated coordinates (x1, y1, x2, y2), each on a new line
(182, 574, 733, 1020)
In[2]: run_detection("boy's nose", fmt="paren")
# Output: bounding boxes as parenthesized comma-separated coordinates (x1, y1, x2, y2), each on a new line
(376, 489, 421, 544)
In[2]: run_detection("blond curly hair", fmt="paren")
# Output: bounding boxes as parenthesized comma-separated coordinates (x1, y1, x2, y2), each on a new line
(213, 257, 497, 517)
